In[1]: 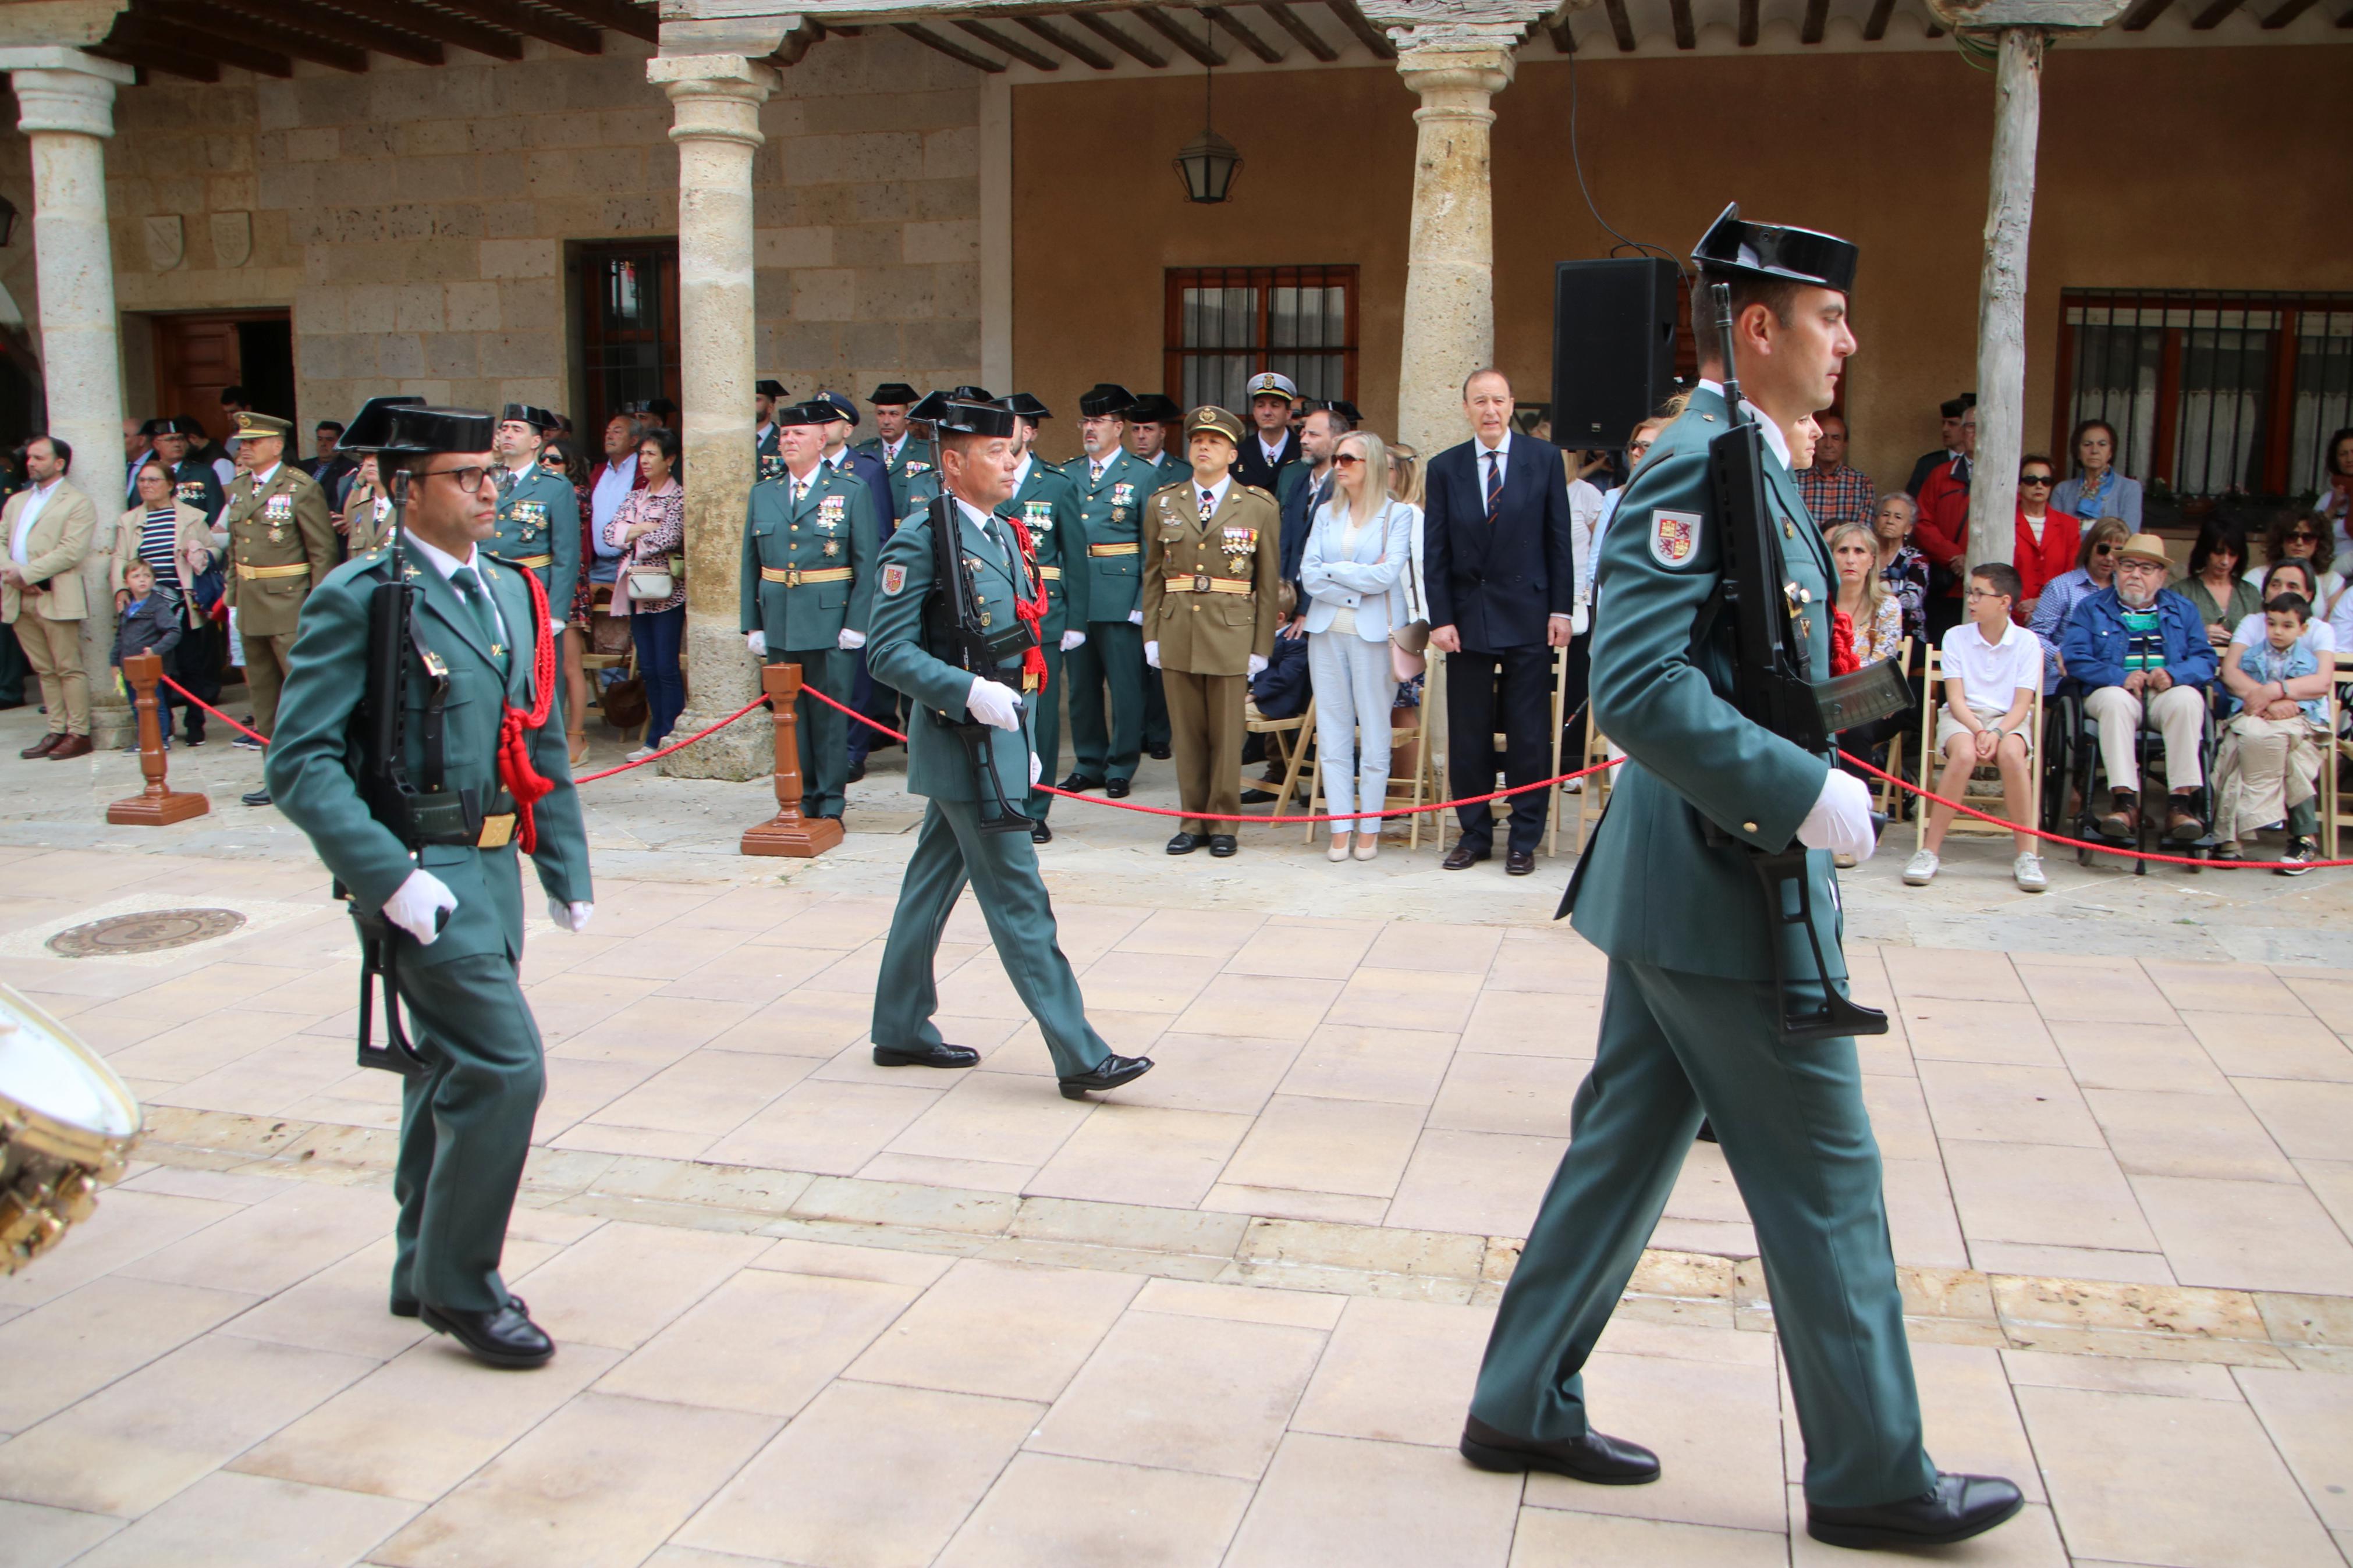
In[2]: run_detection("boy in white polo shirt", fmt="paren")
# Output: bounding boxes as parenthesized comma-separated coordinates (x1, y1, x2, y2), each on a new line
(1907, 561, 2047, 892)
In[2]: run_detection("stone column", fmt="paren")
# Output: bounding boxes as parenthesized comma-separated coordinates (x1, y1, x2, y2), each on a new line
(647, 52, 776, 781)
(1391, 32, 1514, 456)
(1, 47, 136, 746)
(1965, 27, 2044, 572)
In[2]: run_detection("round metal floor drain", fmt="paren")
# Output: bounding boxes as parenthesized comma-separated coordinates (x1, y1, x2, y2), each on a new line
(47, 908, 247, 958)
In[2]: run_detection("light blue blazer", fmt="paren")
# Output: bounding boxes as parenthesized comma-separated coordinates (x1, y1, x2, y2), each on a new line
(1301, 497, 1414, 641)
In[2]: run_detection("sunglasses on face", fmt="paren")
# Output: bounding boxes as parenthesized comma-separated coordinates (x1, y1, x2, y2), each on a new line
(1331, 453, 1364, 467)
(2093, 543, 2115, 556)
(2286, 531, 2319, 544)
(2020, 474, 2053, 485)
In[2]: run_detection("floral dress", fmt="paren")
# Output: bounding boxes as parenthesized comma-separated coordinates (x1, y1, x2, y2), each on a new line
(1878, 543, 1929, 646)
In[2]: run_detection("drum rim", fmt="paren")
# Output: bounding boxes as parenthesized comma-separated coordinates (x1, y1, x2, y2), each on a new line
(0, 982, 144, 1166)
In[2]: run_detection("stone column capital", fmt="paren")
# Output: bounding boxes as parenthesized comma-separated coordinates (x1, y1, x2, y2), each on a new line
(647, 52, 778, 151)
(0, 49, 134, 138)
(1392, 32, 1516, 105)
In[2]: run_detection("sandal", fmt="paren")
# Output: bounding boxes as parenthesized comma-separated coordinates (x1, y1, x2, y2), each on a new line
(567, 730, 588, 766)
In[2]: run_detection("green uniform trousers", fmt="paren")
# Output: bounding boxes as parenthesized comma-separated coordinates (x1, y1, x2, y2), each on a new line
(1025, 641, 1068, 819)
(389, 951, 545, 1315)
(1065, 620, 1147, 783)
(1470, 958, 1937, 1510)
(872, 796, 1113, 1079)
(244, 628, 299, 739)
(787, 648, 853, 818)
(1164, 668, 1247, 836)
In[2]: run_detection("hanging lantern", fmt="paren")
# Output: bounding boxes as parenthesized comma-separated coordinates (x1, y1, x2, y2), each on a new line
(1173, 18, 1241, 205)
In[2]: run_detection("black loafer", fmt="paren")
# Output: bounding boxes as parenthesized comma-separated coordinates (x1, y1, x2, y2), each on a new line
(1807, 1472, 2024, 1550)
(1030, 819, 1053, 844)
(1460, 1416, 1659, 1485)
(420, 1300, 555, 1368)
(394, 1292, 524, 1320)
(1148, 744, 1172, 760)
(1106, 777, 1131, 798)
(872, 1041, 981, 1069)
(1442, 842, 1491, 870)
(1238, 788, 1279, 805)
(846, 760, 867, 783)
(1208, 834, 1237, 857)
(1060, 772, 1105, 792)
(1506, 849, 1536, 876)
(242, 788, 272, 808)
(1166, 831, 1204, 855)
(1059, 1053, 1154, 1100)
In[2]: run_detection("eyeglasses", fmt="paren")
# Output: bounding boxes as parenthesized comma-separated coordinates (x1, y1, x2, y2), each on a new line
(1331, 453, 1365, 467)
(419, 464, 494, 493)
(2093, 543, 2115, 556)
(2285, 531, 2319, 543)
(1964, 588, 2010, 601)
(2116, 557, 2165, 572)
(2020, 475, 2053, 486)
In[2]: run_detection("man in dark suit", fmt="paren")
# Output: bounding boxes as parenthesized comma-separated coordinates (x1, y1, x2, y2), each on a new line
(1426, 368, 1577, 876)
(1231, 371, 1301, 494)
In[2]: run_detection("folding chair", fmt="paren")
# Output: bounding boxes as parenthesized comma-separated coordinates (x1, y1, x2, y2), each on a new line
(1871, 637, 1914, 819)
(1243, 696, 1315, 825)
(1545, 645, 1571, 858)
(1574, 703, 1616, 853)
(1914, 645, 2043, 853)
(2327, 652, 2351, 861)
(581, 585, 643, 748)
(1304, 692, 1439, 848)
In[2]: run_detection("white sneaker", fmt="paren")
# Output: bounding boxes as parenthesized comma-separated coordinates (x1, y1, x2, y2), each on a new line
(2013, 853, 2047, 893)
(1903, 849, 1939, 886)
(624, 745, 658, 763)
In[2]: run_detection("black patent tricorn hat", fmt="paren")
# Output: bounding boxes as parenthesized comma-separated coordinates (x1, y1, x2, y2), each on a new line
(869, 382, 920, 406)
(1077, 383, 1134, 419)
(497, 402, 559, 432)
(773, 400, 836, 429)
(1005, 393, 1051, 421)
(910, 391, 1018, 439)
(1693, 203, 1857, 295)
(342, 396, 495, 456)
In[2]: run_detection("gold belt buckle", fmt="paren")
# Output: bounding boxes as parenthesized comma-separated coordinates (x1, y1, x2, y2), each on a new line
(476, 813, 517, 849)
(1193, 573, 1210, 593)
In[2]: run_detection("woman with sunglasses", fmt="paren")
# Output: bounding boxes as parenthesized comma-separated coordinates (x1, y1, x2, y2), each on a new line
(2247, 510, 2344, 619)
(2181, 522, 2262, 649)
(2027, 515, 2132, 694)
(2050, 419, 2142, 530)
(2011, 456, 2078, 623)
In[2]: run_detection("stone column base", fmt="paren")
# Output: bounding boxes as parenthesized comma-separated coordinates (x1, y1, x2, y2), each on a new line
(656, 615, 766, 781)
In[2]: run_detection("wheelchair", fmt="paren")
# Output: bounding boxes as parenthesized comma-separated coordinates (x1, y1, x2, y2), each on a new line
(2042, 677, 2221, 874)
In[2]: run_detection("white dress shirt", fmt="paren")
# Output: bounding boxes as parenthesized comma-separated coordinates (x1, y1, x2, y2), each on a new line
(9, 477, 62, 567)
(590, 453, 637, 561)
(1695, 379, 1792, 470)
(406, 529, 511, 649)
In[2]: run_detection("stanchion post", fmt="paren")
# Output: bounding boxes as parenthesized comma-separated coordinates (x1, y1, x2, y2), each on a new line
(740, 660, 841, 857)
(105, 652, 210, 826)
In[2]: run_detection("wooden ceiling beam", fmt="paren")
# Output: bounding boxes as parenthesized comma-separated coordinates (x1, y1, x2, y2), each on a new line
(329, 0, 522, 59)
(1861, 0, 1896, 37)
(2257, 0, 2316, 22)
(954, 17, 1058, 66)
(530, 0, 657, 43)
(1201, 5, 1283, 60)
(430, 0, 600, 52)
(1667, 0, 1697, 46)
(1737, 0, 1759, 41)
(1017, 15, 1113, 67)
(1801, 0, 1829, 40)
(109, 13, 293, 74)
(1068, 10, 1166, 64)
(139, 0, 370, 70)
(1544, 14, 1575, 48)
(1258, 2, 1337, 59)
(198, 0, 442, 64)
(89, 39, 208, 79)
(2188, 0, 2240, 22)
(1601, 0, 1637, 48)
(2118, 0, 2174, 26)
(1131, 6, 1224, 64)
(895, 21, 1006, 69)
(1322, 0, 1394, 56)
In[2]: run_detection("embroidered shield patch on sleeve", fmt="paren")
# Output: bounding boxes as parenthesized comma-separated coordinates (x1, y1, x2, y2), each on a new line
(1649, 509, 1702, 567)
(881, 563, 907, 596)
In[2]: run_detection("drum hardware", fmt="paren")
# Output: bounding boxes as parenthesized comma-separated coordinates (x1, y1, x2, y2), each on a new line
(0, 984, 143, 1274)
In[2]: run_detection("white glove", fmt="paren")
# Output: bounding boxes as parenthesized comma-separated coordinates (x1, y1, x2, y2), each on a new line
(837, 628, 865, 650)
(383, 869, 457, 947)
(1128, 609, 1144, 625)
(549, 615, 565, 637)
(546, 897, 594, 933)
(1144, 641, 1161, 669)
(1247, 653, 1268, 677)
(1060, 629, 1087, 652)
(966, 675, 1022, 731)
(1571, 605, 1591, 637)
(745, 630, 767, 658)
(1797, 768, 1877, 863)
(1029, 750, 1042, 787)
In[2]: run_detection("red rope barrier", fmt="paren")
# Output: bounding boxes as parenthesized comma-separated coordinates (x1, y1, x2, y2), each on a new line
(573, 695, 771, 782)
(155, 673, 271, 745)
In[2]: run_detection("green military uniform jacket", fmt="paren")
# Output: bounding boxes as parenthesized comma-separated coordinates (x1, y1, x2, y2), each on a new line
(856, 434, 931, 519)
(168, 458, 225, 526)
(756, 424, 783, 484)
(998, 458, 1089, 640)
(740, 461, 878, 653)
(867, 495, 1040, 803)
(1068, 448, 1162, 622)
(264, 545, 592, 969)
(1141, 479, 1283, 676)
(1568, 385, 1844, 984)
(491, 462, 581, 631)
(222, 463, 339, 638)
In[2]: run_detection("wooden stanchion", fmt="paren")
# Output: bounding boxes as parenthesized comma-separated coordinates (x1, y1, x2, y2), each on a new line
(740, 661, 841, 857)
(106, 652, 210, 826)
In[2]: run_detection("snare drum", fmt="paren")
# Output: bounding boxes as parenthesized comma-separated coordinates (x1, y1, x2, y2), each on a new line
(1, 984, 143, 1274)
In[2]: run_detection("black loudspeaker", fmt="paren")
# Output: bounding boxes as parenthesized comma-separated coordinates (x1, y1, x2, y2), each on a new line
(1550, 258, 1680, 451)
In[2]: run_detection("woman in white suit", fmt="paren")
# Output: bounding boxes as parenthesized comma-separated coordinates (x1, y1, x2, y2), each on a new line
(1303, 431, 1415, 862)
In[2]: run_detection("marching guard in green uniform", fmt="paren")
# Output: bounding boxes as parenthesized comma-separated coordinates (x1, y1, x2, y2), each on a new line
(221, 411, 338, 804)
(995, 411, 1089, 841)
(1059, 385, 1167, 798)
(740, 399, 878, 820)
(856, 382, 929, 517)
(267, 400, 592, 1370)
(865, 393, 1151, 1100)
(490, 404, 580, 652)
(1460, 208, 2022, 1552)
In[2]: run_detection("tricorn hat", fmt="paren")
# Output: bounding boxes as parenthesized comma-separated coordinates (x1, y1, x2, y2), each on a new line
(755, 379, 787, 399)
(1694, 202, 1857, 295)
(910, 390, 1018, 440)
(773, 400, 836, 429)
(1185, 405, 1245, 446)
(497, 403, 559, 432)
(1125, 394, 1180, 425)
(869, 382, 920, 407)
(947, 385, 995, 404)
(1004, 393, 1051, 421)
(1940, 393, 1978, 419)
(1077, 383, 1135, 419)
(340, 396, 495, 456)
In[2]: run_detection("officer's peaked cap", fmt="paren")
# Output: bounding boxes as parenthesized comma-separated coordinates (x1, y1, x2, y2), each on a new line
(1693, 202, 1857, 295)
(342, 396, 495, 456)
(1077, 384, 1134, 419)
(814, 390, 861, 426)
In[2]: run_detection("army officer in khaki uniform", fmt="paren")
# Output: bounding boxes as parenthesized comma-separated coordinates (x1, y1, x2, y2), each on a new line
(221, 410, 338, 805)
(1144, 406, 1283, 857)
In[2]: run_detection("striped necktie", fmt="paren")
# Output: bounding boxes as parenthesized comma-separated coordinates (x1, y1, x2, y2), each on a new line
(1485, 449, 1504, 521)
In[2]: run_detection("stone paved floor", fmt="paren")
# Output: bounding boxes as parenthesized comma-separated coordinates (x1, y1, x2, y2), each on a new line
(2, 704, 2351, 1565)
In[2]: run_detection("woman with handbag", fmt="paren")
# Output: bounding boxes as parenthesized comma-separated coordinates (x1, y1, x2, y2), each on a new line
(1302, 431, 1415, 862)
(112, 457, 219, 744)
(603, 426, 686, 761)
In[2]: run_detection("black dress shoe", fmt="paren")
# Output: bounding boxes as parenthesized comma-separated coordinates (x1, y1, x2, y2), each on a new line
(1031, 819, 1053, 844)
(395, 1292, 524, 1320)
(242, 787, 272, 808)
(1147, 744, 1172, 760)
(1442, 841, 1492, 870)
(1167, 831, 1204, 854)
(1060, 771, 1105, 792)
(1459, 1416, 1659, 1485)
(1106, 777, 1131, 798)
(420, 1300, 555, 1368)
(1506, 849, 1536, 876)
(1807, 1473, 2025, 1550)
(846, 759, 867, 783)
(1208, 834, 1237, 857)
(1059, 1053, 1154, 1100)
(1238, 788, 1279, 805)
(872, 1041, 981, 1069)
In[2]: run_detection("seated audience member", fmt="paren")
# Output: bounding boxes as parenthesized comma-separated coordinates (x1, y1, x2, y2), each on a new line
(1830, 522, 1911, 788)
(2011, 455, 2078, 621)
(2248, 510, 2344, 617)
(110, 559, 183, 749)
(2051, 419, 2142, 531)
(2029, 515, 2130, 694)
(2180, 521, 2263, 649)
(2317, 426, 2352, 563)
(2226, 557, 2335, 656)
(1796, 411, 1874, 532)
(2060, 533, 2218, 842)
(1871, 492, 1930, 648)
(2214, 592, 2330, 872)
(1914, 404, 1975, 638)
(1906, 563, 2045, 893)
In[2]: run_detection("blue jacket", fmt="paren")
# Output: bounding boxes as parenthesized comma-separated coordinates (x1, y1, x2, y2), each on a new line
(2059, 585, 2217, 692)
(834, 448, 899, 539)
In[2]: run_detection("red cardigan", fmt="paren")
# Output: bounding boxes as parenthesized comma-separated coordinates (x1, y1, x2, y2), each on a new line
(1914, 460, 1969, 595)
(2013, 507, 2080, 610)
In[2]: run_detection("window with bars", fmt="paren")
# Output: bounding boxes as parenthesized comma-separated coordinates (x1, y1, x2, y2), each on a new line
(1165, 266, 1358, 415)
(574, 240, 682, 435)
(2053, 289, 2353, 503)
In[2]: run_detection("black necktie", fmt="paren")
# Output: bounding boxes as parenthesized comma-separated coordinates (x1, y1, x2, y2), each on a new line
(1954, 456, 1972, 487)
(1485, 449, 1504, 520)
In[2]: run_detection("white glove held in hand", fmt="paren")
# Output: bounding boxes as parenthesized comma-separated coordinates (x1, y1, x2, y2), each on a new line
(1247, 653, 1268, 677)
(966, 676, 1023, 731)
(837, 628, 865, 650)
(1798, 768, 1878, 863)
(1029, 751, 1042, 787)
(1144, 641, 1161, 669)
(1060, 629, 1087, 652)
(546, 897, 594, 933)
(1571, 605, 1591, 637)
(1127, 609, 1144, 626)
(384, 869, 457, 946)
(745, 630, 767, 658)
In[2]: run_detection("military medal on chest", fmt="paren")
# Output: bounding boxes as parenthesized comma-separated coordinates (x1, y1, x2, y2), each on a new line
(1021, 500, 1054, 535)
(512, 499, 547, 541)
(1111, 482, 1135, 523)
(262, 492, 293, 541)
(1221, 524, 1257, 567)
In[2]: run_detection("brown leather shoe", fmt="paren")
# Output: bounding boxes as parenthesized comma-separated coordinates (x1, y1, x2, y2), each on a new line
(1506, 849, 1536, 876)
(2165, 795, 2206, 843)
(45, 734, 92, 760)
(2096, 790, 2138, 839)
(1442, 841, 1492, 871)
(19, 732, 63, 759)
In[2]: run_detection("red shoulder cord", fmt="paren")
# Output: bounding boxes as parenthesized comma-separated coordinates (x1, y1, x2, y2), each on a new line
(495, 565, 560, 854)
(998, 511, 1051, 693)
(1828, 606, 1861, 677)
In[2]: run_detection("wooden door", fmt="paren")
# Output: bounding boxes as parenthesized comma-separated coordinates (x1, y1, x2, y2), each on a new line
(152, 310, 291, 445)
